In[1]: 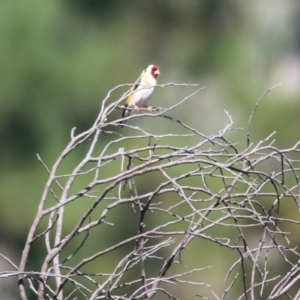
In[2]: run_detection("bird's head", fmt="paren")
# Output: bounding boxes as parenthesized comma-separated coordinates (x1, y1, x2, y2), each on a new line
(146, 65, 160, 78)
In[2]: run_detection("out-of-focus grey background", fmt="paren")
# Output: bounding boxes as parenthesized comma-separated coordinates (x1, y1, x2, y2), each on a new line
(1, 1, 300, 299)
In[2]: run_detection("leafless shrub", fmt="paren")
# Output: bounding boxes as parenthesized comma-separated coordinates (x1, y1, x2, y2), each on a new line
(1, 83, 300, 300)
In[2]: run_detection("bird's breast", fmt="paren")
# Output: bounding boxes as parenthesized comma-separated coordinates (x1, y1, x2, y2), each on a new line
(130, 86, 154, 106)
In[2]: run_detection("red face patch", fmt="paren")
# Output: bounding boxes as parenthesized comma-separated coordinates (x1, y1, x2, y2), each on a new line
(151, 65, 160, 78)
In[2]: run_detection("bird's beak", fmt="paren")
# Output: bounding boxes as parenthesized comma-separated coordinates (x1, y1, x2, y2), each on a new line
(154, 70, 160, 75)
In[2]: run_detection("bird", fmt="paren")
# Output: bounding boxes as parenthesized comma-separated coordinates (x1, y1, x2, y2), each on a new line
(120, 64, 160, 127)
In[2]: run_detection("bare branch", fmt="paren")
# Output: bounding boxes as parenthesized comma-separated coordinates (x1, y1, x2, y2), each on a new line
(4, 82, 299, 300)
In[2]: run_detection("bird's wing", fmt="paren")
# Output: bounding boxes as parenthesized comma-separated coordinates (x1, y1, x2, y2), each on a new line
(125, 75, 142, 106)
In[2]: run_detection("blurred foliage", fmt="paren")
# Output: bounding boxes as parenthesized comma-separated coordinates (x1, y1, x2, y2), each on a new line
(0, 0, 300, 298)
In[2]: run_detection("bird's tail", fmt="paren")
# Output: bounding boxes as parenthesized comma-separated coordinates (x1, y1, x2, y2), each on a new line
(119, 105, 128, 128)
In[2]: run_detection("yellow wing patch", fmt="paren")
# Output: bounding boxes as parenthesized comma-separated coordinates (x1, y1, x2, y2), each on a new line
(125, 74, 142, 105)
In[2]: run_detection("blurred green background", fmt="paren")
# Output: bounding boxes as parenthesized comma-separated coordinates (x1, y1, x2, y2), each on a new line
(1, 0, 300, 299)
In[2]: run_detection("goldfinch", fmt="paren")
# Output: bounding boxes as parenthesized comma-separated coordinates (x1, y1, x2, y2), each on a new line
(120, 64, 160, 127)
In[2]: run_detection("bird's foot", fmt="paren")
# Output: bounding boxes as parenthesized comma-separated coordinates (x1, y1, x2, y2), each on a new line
(133, 105, 139, 112)
(145, 106, 152, 112)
